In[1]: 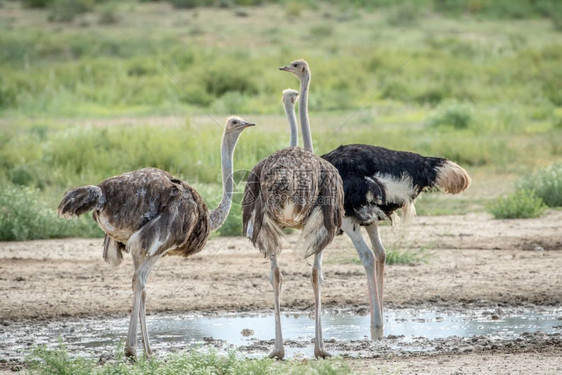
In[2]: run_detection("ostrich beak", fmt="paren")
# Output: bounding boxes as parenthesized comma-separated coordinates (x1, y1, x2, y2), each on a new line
(279, 65, 290, 71)
(242, 121, 255, 128)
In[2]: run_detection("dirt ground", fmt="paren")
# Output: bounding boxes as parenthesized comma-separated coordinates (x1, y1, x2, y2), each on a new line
(1, 211, 561, 374)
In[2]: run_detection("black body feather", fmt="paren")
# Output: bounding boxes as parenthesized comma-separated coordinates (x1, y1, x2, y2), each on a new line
(321, 144, 449, 224)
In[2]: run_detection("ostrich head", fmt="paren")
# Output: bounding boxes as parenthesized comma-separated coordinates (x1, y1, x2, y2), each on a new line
(282, 89, 299, 106)
(224, 116, 255, 136)
(279, 59, 310, 79)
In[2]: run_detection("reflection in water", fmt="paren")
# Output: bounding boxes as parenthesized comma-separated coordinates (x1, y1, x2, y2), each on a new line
(1, 307, 561, 360)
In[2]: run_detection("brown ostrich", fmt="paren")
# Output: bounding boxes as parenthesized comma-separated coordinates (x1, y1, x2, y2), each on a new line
(58, 116, 254, 358)
(242, 88, 344, 359)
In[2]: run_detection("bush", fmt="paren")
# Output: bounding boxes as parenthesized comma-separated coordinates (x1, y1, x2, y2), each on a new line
(168, 0, 205, 8)
(22, 0, 54, 8)
(48, 0, 94, 22)
(518, 163, 562, 207)
(426, 99, 474, 129)
(487, 189, 547, 219)
(0, 184, 101, 241)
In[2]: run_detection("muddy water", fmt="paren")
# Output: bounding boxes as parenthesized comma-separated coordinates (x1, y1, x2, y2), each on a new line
(1, 306, 561, 361)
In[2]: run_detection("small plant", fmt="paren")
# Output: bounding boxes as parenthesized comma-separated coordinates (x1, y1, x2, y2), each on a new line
(487, 189, 547, 219)
(168, 0, 204, 9)
(48, 0, 94, 22)
(517, 163, 562, 207)
(285, 2, 304, 18)
(386, 2, 421, 27)
(385, 247, 429, 265)
(426, 99, 474, 129)
(98, 5, 120, 25)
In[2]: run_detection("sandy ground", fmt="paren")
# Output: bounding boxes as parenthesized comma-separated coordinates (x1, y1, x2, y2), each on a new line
(1, 211, 561, 373)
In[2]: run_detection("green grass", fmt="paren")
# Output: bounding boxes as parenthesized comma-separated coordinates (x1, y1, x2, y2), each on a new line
(28, 344, 353, 375)
(1, 1, 562, 240)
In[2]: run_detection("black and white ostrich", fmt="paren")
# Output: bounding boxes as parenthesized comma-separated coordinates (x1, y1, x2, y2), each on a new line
(280, 59, 471, 339)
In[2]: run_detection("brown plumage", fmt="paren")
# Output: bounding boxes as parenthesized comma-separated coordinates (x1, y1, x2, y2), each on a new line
(57, 116, 254, 358)
(243, 147, 343, 258)
(241, 85, 344, 360)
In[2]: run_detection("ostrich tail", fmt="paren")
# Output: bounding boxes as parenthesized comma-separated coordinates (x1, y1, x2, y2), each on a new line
(435, 161, 471, 194)
(255, 214, 284, 258)
(296, 207, 328, 258)
(57, 185, 104, 218)
(102, 235, 125, 267)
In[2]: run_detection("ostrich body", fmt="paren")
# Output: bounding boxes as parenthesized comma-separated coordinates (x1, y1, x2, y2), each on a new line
(242, 89, 343, 359)
(280, 59, 471, 339)
(58, 116, 254, 358)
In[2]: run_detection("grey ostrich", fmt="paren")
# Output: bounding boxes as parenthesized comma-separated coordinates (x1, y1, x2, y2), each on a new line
(242, 93, 344, 359)
(280, 59, 471, 339)
(282, 88, 299, 148)
(58, 116, 255, 359)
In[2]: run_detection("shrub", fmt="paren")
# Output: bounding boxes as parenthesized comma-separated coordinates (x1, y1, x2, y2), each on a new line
(487, 189, 547, 219)
(285, 2, 303, 17)
(386, 2, 421, 26)
(48, 0, 94, 22)
(168, 0, 205, 8)
(98, 6, 120, 25)
(22, 0, 54, 8)
(0, 184, 101, 241)
(426, 99, 474, 129)
(518, 163, 562, 207)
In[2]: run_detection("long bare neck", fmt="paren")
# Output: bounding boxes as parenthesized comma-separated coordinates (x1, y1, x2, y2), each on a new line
(299, 72, 313, 152)
(284, 100, 298, 147)
(209, 133, 237, 231)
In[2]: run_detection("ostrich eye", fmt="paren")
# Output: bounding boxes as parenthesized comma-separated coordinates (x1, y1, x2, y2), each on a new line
(293, 63, 297, 67)
(232, 120, 238, 125)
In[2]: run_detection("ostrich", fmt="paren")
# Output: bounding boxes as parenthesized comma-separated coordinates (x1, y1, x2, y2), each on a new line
(242, 95, 344, 360)
(58, 116, 254, 359)
(282, 88, 299, 147)
(280, 59, 471, 339)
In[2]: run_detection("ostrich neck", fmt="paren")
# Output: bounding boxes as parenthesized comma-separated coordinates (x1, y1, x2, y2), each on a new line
(299, 74, 313, 152)
(284, 101, 298, 147)
(209, 134, 236, 231)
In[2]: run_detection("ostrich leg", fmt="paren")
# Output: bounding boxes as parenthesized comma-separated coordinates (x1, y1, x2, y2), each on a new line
(311, 251, 330, 358)
(341, 217, 383, 339)
(126, 254, 159, 358)
(366, 222, 386, 320)
(269, 255, 285, 359)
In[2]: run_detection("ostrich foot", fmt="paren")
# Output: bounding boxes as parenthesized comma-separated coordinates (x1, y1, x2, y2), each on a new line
(314, 348, 332, 359)
(371, 326, 384, 340)
(268, 347, 285, 360)
(124, 346, 137, 360)
(143, 348, 154, 358)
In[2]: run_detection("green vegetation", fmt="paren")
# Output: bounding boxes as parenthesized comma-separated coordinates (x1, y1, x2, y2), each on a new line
(28, 344, 352, 375)
(487, 189, 547, 219)
(386, 247, 429, 265)
(518, 162, 562, 207)
(0, 184, 101, 240)
(487, 162, 561, 219)
(1, 0, 561, 240)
